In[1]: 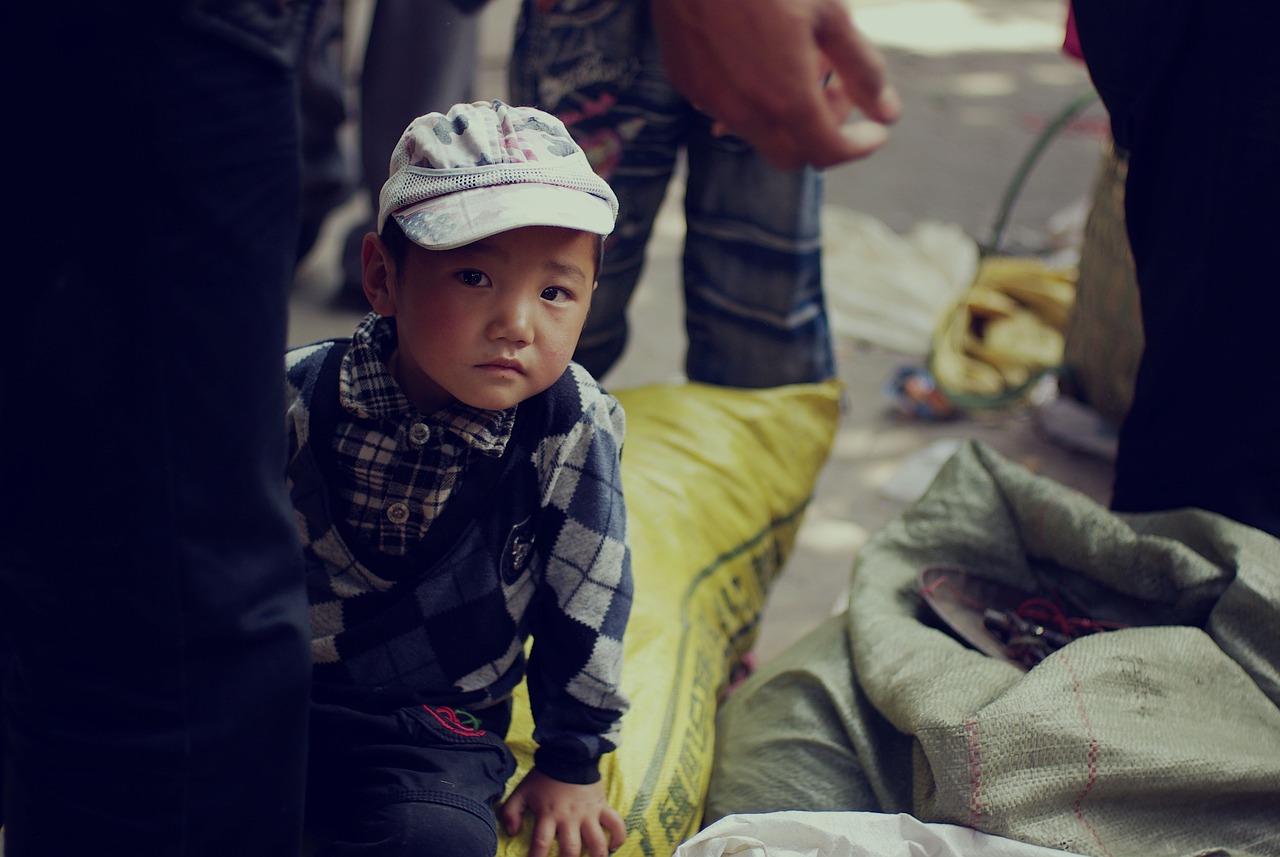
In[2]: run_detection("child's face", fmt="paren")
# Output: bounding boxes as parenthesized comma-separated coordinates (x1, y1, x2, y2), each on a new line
(365, 225, 598, 414)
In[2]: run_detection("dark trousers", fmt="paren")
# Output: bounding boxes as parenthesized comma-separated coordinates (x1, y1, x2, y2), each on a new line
(297, 0, 481, 282)
(1, 2, 314, 853)
(306, 703, 517, 857)
(1072, 0, 1280, 537)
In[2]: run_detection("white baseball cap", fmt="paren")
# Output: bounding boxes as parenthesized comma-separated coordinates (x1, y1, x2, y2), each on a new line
(377, 100, 619, 251)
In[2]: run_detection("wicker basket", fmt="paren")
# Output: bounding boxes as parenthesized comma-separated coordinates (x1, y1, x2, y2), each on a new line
(1061, 141, 1143, 427)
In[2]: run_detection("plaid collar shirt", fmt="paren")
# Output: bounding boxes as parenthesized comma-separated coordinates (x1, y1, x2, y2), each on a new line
(334, 313, 516, 556)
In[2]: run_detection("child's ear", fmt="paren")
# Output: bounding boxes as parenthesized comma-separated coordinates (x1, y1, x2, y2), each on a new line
(362, 232, 398, 316)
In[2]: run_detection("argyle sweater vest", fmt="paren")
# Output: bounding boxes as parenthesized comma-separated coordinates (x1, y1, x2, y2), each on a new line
(285, 340, 631, 782)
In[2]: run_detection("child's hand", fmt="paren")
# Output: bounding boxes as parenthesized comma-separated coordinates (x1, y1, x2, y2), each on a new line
(498, 768, 627, 857)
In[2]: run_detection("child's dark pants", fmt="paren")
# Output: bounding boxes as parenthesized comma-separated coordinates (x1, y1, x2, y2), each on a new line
(307, 702, 518, 857)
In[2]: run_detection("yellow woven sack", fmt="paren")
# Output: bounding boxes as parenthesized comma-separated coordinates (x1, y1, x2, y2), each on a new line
(929, 256, 1076, 410)
(497, 380, 841, 857)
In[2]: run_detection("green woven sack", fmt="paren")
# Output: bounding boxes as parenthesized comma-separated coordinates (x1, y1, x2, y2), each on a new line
(707, 440, 1280, 857)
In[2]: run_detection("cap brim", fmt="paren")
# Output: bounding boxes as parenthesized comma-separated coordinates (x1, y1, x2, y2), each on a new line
(392, 184, 615, 251)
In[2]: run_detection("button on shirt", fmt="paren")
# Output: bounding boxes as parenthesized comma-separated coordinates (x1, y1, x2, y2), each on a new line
(333, 313, 515, 557)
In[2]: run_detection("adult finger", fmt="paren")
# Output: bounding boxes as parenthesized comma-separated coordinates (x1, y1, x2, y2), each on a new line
(729, 41, 889, 167)
(726, 92, 891, 170)
(816, 5, 902, 124)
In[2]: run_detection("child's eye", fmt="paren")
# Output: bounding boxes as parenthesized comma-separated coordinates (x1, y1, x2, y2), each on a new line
(456, 269, 491, 287)
(540, 286, 572, 303)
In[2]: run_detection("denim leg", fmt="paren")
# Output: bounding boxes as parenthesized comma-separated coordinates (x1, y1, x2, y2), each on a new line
(683, 121, 834, 388)
(2, 6, 312, 855)
(510, 0, 684, 379)
(575, 48, 690, 378)
(511, 0, 833, 386)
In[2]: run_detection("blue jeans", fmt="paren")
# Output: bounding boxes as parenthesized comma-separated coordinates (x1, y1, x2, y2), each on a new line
(1, 2, 314, 853)
(511, 0, 834, 388)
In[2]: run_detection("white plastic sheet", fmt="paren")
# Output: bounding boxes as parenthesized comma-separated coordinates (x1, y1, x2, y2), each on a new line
(674, 811, 1087, 857)
(821, 207, 979, 355)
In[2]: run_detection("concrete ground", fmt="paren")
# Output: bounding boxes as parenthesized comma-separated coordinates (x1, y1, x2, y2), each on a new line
(290, 0, 1119, 665)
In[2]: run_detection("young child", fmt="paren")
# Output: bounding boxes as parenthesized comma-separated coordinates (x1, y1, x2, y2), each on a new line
(285, 100, 631, 857)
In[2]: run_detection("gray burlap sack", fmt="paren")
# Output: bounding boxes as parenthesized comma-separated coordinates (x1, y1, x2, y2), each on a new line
(706, 440, 1280, 857)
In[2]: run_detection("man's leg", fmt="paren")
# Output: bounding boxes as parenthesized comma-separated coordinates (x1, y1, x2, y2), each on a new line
(1073, 0, 1280, 537)
(334, 0, 482, 309)
(682, 119, 833, 388)
(2, 5, 312, 854)
(298, 0, 357, 261)
(509, 0, 683, 380)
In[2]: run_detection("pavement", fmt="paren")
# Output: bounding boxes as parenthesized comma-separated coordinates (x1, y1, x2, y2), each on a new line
(289, 0, 1119, 665)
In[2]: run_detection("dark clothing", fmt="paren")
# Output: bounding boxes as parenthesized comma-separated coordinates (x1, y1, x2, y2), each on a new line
(285, 338, 631, 783)
(1, 1, 315, 854)
(1072, 0, 1280, 538)
(307, 703, 517, 857)
(315, 314, 521, 556)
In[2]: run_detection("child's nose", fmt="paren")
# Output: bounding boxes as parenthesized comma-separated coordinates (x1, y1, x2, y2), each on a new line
(488, 294, 534, 344)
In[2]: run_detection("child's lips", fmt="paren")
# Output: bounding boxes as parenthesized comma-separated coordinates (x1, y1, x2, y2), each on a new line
(478, 358, 524, 374)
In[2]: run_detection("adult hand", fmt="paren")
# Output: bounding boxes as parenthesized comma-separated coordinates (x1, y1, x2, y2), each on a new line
(651, 0, 901, 170)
